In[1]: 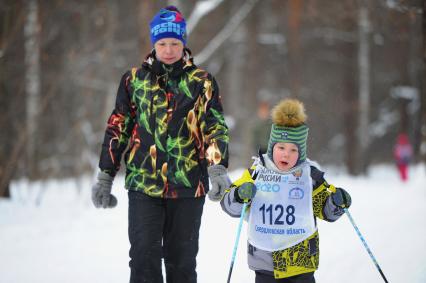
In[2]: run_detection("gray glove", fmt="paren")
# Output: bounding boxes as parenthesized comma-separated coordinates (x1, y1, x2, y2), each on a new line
(91, 171, 117, 208)
(207, 164, 231, 202)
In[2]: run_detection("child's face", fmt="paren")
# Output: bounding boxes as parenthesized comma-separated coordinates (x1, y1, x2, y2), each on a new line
(272, 142, 299, 171)
(154, 38, 184, 65)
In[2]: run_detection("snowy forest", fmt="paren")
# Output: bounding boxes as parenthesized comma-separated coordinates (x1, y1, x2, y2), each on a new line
(0, 0, 425, 198)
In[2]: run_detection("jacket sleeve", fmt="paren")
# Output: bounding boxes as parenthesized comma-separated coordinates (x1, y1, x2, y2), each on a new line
(98, 71, 136, 177)
(311, 166, 345, 222)
(204, 76, 229, 167)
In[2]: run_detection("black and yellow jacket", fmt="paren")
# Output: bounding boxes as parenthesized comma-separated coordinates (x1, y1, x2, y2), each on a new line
(220, 154, 344, 279)
(99, 49, 229, 198)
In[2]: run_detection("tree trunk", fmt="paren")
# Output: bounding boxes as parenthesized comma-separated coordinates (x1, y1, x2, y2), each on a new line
(226, 1, 247, 169)
(343, 61, 359, 175)
(138, 1, 157, 62)
(341, 4, 360, 175)
(422, 1, 426, 164)
(0, 0, 26, 198)
(357, 4, 370, 173)
(287, 0, 302, 97)
(24, 0, 41, 179)
(242, 0, 259, 159)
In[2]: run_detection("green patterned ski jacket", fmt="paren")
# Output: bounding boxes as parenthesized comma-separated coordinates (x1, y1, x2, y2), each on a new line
(99, 49, 229, 198)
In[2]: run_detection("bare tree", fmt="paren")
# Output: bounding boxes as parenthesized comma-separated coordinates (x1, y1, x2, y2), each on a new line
(422, 0, 426, 164)
(1, 0, 424, 191)
(357, 1, 371, 173)
(287, 0, 302, 97)
(0, 0, 26, 197)
(24, 0, 41, 179)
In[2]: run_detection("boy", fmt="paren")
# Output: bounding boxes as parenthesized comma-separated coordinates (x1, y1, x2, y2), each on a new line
(220, 99, 351, 282)
(92, 6, 230, 282)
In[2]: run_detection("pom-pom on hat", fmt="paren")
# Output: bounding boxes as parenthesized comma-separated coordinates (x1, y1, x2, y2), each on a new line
(266, 99, 309, 164)
(150, 6, 187, 45)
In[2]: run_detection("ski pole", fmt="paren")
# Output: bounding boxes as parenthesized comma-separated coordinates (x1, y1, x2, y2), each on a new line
(344, 208, 389, 283)
(227, 202, 248, 283)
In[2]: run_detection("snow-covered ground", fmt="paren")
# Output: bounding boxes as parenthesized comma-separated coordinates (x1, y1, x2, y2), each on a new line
(1, 164, 425, 283)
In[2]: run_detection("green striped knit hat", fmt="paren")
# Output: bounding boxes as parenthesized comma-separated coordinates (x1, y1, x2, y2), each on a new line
(266, 99, 309, 164)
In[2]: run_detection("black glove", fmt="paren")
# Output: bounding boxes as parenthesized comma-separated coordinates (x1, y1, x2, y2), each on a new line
(331, 187, 351, 208)
(234, 182, 257, 203)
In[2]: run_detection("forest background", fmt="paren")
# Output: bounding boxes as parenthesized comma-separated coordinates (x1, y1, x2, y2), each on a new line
(0, 0, 425, 197)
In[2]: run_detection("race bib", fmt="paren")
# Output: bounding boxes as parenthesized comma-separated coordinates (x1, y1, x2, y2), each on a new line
(247, 163, 316, 251)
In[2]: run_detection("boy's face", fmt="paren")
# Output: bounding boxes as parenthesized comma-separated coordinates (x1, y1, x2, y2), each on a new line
(154, 38, 184, 65)
(272, 142, 299, 171)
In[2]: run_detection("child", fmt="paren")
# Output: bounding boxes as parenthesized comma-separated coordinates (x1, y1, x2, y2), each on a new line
(221, 99, 351, 282)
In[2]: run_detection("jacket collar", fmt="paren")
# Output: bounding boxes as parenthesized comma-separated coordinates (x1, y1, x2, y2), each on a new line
(142, 48, 195, 78)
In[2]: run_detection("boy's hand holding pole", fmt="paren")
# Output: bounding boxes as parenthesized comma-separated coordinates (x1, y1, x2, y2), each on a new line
(331, 187, 352, 208)
(235, 182, 257, 203)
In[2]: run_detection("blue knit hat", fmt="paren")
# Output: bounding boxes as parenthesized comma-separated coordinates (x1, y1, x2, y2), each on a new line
(266, 99, 309, 164)
(150, 6, 187, 45)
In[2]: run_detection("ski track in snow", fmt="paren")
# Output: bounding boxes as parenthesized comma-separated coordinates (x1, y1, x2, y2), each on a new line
(0, 164, 425, 283)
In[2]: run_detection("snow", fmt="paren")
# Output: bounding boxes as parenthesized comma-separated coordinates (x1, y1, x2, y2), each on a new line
(1, 164, 425, 283)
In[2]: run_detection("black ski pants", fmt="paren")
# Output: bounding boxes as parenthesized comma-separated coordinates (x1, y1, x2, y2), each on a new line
(128, 190, 205, 283)
(255, 271, 315, 283)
